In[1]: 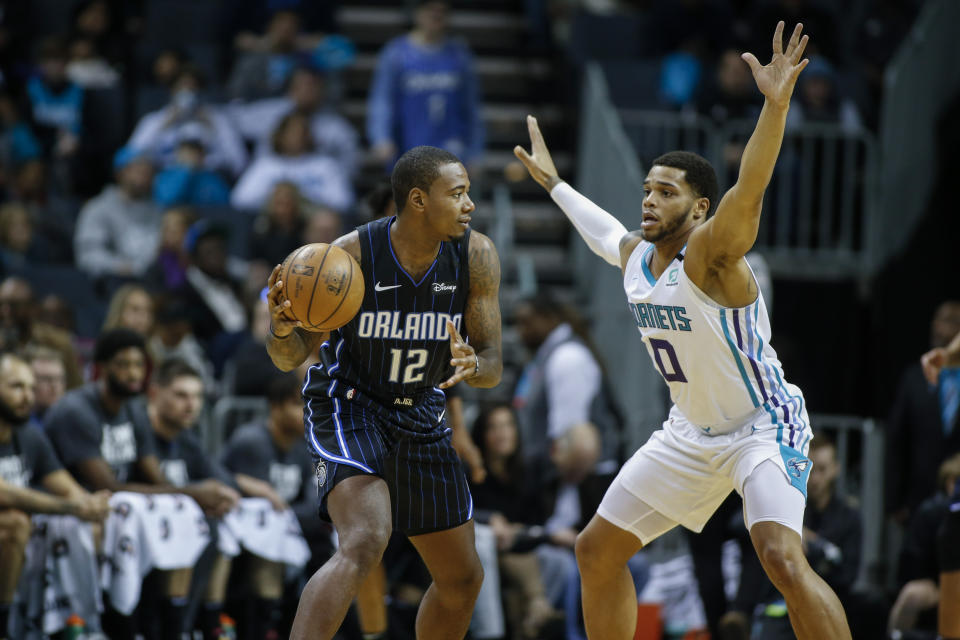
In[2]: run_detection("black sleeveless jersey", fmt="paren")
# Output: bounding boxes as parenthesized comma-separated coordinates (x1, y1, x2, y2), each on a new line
(305, 216, 471, 409)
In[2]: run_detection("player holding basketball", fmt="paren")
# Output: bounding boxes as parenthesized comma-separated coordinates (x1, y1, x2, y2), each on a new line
(265, 145, 502, 640)
(515, 22, 852, 640)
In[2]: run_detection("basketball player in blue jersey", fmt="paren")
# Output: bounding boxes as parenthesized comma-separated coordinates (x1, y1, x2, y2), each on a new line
(515, 22, 852, 640)
(265, 145, 502, 640)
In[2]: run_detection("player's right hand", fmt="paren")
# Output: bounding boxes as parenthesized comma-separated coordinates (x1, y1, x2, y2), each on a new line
(513, 115, 561, 191)
(267, 264, 303, 338)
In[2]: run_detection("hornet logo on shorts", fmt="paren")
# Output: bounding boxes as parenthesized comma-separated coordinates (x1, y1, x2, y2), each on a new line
(786, 457, 811, 479)
(316, 459, 327, 488)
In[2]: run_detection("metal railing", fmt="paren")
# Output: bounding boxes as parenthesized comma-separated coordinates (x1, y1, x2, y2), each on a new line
(619, 110, 878, 281)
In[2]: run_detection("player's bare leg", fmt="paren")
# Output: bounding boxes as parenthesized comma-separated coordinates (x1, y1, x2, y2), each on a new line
(575, 514, 645, 640)
(290, 475, 392, 640)
(408, 520, 484, 640)
(355, 562, 389, 637)
(750, 521, 852, 640)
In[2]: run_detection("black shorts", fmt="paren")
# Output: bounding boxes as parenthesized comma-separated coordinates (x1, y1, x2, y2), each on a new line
(302, 390, 473, 536)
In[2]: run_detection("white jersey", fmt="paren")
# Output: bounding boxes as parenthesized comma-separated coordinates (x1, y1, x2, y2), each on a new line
(623, 240, 808, 446)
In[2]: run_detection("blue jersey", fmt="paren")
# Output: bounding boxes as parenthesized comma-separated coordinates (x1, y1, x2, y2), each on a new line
(303, 216, 470, 429)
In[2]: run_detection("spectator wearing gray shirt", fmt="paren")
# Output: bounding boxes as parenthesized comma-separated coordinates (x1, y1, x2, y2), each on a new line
(73, 147, 162, 280)
(0, 352, 109, 635)
(221, 372, 325, 640)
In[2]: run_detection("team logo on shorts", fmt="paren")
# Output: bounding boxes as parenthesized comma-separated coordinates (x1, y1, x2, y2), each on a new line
(786, 457, 811, 478)
(316, 459, 327, 488)
(346, 388, 356, 400)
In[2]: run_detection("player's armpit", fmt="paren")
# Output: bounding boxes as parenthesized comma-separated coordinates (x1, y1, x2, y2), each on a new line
(464, 231, 503, 388)
(332, 230, 362, 264)
(619, 230, 645, 272)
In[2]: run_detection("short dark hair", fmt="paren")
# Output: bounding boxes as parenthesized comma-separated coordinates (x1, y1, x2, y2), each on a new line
(266, 372, 302, 406)
(651, 151, 719, 217)
(391, 146, 462, 214)
(94, 328, 147, 364)
(153, 357, 201, 388)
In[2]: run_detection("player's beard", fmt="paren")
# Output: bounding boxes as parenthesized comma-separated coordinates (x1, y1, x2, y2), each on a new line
(0, 395, 30, 427)
(106, 373, 142, 398)
(641, 208, 693, 243)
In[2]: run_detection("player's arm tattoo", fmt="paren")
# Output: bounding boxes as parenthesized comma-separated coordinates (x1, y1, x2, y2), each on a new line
(465, 232, 503, 388)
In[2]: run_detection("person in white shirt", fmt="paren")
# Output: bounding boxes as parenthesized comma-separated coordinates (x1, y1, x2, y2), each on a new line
(231, 111, 354, 213)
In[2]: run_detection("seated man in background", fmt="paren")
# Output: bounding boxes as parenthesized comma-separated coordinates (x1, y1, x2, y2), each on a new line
(0, 351, 109, 637)
(42, 329, 238, 639)
(221, 372, 326, 639)
(143, 356, 242, 639)
(24, 346, 68, 430)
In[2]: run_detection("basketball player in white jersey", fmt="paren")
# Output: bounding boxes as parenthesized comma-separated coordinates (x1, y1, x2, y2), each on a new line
(514, 22, 851, 640)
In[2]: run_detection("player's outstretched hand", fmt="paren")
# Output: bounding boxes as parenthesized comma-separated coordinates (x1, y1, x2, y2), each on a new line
(513, 115, 560, 191)
(267, 263, 303, 338)
(439, 320, 477, 389)
(741, 21, 809, 108)
(921, 347, 947, 386)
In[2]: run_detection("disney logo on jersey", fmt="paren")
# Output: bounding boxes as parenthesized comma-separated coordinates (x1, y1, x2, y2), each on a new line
(432, 282, 457, 294)
(630, 303, 692, 332)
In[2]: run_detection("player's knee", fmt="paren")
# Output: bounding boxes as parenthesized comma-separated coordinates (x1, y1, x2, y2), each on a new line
(437, 555, 484, 606)
(756, 538, 806, 592)
(575, 528, 605, 573)
(1, 510, 31, 546)
(339, 526, 390, 575)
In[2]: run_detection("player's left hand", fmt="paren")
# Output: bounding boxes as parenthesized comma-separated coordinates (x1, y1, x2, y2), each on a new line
(741, 21, 809, 108)
(439, 320, 478, 388)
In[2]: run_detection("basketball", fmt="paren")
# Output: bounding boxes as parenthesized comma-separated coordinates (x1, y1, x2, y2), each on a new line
(279, 243, 365, 331)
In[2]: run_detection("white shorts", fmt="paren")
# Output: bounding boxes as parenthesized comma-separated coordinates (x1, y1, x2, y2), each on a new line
(597, 405, 812, 544)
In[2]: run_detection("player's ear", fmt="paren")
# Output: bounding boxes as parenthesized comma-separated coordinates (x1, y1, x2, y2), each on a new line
(408, 187, 427, 213)
(693, 197, 709, 221)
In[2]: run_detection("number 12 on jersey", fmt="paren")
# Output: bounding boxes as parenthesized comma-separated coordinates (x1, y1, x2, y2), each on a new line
(388, 348, 428, 384)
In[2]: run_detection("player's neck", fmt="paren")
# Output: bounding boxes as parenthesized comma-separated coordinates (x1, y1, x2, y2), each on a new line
(651, 230, 693, 276)
(410, 29, 444, 47)
(390, 217, 442, 275)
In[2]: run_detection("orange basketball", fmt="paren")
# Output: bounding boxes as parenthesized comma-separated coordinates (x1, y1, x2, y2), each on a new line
(279, 243, 364, 331)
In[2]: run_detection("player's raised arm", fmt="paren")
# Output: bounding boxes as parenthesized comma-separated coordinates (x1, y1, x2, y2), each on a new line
(440, 231, 502, 389)
(514, 116, 628, 268)
(690, 21, 809, 265)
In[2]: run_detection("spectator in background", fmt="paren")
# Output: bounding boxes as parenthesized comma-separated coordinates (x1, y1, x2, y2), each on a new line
(25, 36, 83, 160)
(231, 111, 353, 213)
(179, 220, 248, 351)
(149, 48, 187, 91)
(0, 351, 110, 637)
(786, 57, 862, 133)
(367, 0, 485, 169)
(0, 277, 81, 388)
(25, 346, 68, 431)
(228, 290, 278, 397)
(470, 403, 565, 639)
(0, 91, 42, 169)
(221, 372, 329, 639)
(363, 181, 396, 221)
(301, 206, 342, 246)
(228, 10, 308, 101)
(0, 201, 51, 266)
(889, 453, 960, 637)
(697, 48, 761, 124)
(102, 284, 155, 338)
(145, 206, 196, 292)
(143, 357, 240, 639)
(512, 291, 622, 468)
(128, 66, 248, 178)
(65, 34, 119, 89)
(152, 129, 231, 208)
(69, 0, 127, 67)
(8, 159, 75, 262)
(74, 146, 161, 281)
(229, 65, 360, 175)
(148, 295, 215, 391)
(888, 300, 960, 523)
